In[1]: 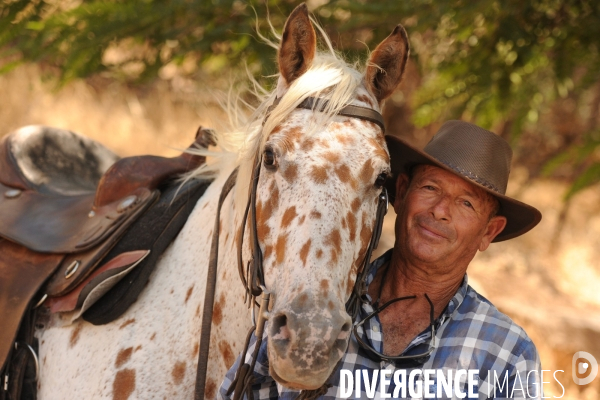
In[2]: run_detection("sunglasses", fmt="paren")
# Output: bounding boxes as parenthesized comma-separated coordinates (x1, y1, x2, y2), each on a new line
(353, 294, 436, 367)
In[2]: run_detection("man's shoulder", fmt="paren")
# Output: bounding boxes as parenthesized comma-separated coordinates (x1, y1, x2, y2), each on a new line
(444, 284, 537, 359)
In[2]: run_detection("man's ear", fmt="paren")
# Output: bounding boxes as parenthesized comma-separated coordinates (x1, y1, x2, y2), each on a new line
(393, 173, 410, 213)
(479, 216, 507, 251)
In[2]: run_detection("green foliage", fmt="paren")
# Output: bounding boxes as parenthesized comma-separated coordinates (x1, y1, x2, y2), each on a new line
(1, 0, 600, 196)
(0, 0, 300, 82)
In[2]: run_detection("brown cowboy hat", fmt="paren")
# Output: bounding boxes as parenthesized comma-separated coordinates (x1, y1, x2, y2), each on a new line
(385, 120, 542, 242)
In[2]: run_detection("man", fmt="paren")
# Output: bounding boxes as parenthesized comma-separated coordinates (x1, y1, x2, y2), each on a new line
(219, 120, 543, 399)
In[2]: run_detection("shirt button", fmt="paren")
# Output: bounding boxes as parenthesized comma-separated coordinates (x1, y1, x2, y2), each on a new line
(372, 326, 379, 332)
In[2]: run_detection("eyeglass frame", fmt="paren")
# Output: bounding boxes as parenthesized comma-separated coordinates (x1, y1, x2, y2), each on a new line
(352, 293, 436, 367)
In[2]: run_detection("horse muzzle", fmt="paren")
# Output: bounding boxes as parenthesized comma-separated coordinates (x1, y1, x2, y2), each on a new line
(266, 291, 352, 389)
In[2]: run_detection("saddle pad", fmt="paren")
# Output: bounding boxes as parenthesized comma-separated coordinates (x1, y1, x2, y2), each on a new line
(83, 178, 211, 325)
(45, 250, 150, 314)
(0, 239, 63, 372)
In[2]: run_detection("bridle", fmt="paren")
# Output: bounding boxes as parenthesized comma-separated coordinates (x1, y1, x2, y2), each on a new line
(194, 96, 389, 400)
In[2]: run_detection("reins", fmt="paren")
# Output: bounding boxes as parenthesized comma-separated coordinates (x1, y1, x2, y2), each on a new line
(194, 96, 388, 400)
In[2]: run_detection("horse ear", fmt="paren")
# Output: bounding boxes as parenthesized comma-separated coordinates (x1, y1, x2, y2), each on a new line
(365, 24, 410, 103)
(278, 3, 316, 85)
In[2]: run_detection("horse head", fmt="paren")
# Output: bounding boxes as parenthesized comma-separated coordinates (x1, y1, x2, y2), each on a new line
(244, 4, 410, 390)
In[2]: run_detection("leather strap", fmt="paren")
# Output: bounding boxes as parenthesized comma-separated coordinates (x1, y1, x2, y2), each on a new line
(194, 169, 238, 400)
(296, 97, 385, 133)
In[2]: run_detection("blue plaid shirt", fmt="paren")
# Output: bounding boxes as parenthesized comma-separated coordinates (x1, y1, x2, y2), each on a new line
(219, 250, 542, 399)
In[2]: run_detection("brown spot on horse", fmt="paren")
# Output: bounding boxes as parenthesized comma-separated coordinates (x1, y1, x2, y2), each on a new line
(119, 319, 135, 329)
(336, 133, 355, 145)
(267, 182, 280, 211)
(346, 212, 357, 242)
(112, 369, 136, 400)
(171, 361, 186, 385)
(205, 379, 217, 399)
(184, 285, 194, 304)
(213, 294, 225, 326)
(281, 206, 298, 228)
(264, 244, 273, 260)
(69, 324, 82, 347)
(351, 198, 361, 213)
(282, 163, 298, 183)
(320, 279, 329, 292)
(310, 165, 328, 184)
(115, 347, 133, 368)
(310, 210, 322, 219)
(299, 293, 308, 306)
(323, 151, 341, 164)
(275, 234, 288, 264)
(359, 159, 375, 185)
(301, 137, 315, 151)
(356, 94, 374, 107)
(256, 201, 272, 239)
(218, 340, 235, 367)
(299, 239, 311, 267)
(334, 164, 352, 184)
(326, 229, 342, 254)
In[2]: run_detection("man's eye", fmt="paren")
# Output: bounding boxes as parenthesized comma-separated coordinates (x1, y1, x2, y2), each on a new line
(463, 200, 473, 209)
(424, 185, 436, 190)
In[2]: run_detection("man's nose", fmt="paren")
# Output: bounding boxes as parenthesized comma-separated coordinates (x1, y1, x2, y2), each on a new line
(430, 194, 451, 221)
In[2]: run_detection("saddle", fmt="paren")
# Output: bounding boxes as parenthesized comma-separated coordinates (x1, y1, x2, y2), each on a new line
(0, 125, 214, 399)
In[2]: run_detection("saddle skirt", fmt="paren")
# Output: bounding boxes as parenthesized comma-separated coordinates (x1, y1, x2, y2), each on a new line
(0, 125, 213, 386)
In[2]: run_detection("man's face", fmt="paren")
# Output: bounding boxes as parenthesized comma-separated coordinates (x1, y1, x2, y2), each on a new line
(394, 165, 507, 271)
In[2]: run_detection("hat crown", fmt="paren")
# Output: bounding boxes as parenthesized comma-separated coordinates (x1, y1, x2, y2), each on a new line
(423, 120, 512, 195)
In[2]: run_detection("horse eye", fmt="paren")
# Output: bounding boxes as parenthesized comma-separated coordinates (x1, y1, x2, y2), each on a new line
(263, 148, 277, 169)
(375, 172, 388, 188)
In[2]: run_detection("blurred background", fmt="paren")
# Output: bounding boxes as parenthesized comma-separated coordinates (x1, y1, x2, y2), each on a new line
(1, 0, 599, 398)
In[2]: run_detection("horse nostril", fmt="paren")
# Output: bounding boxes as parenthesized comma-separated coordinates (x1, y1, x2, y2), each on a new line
(340, 321, 352, 332)
(271, 313, 290, 341)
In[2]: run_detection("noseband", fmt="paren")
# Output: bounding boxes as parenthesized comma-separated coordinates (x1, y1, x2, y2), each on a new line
(194, 96, 389, 400)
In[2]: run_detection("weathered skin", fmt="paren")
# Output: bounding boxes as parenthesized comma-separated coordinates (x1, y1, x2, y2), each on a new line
(34, 4, 409, 398)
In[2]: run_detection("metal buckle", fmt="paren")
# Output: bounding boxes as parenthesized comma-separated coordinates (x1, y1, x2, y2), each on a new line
(14, 342, 39, 382)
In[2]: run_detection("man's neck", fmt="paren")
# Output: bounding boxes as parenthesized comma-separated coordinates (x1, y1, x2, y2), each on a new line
(375, 250, 467, 319)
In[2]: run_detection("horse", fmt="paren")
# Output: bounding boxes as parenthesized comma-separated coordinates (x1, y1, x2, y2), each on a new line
(33, 4, 409, 398)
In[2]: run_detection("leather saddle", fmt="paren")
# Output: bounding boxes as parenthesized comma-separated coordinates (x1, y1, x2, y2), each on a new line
(0, 125, 214, 399)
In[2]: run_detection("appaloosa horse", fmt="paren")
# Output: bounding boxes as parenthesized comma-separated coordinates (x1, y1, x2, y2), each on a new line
(35, 4, 408, 398)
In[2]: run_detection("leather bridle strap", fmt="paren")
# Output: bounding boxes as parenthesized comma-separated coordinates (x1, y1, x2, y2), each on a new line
(344, 187, 388, 320)
(265, 97, 385, 134)
(194, 168, 238, 400)
(296, 97, 385, 133)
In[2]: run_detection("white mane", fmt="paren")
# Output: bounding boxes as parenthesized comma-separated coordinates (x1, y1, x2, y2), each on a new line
(184, 26, 368, 215)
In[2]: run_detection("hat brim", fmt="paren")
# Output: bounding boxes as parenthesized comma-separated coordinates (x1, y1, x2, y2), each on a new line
(385, 135, 542, 242)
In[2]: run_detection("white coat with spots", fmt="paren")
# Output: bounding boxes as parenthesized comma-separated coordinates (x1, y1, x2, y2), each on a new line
(35, 4, 409, 398)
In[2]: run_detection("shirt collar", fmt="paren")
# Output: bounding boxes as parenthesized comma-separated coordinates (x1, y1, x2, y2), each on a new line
(364, 249, 470, 320)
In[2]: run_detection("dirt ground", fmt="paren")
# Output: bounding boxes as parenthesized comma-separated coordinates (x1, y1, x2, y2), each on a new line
(2, 64, 599, 399)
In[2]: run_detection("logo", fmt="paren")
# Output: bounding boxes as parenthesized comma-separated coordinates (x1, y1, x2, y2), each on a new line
(572, 351, 598, 385)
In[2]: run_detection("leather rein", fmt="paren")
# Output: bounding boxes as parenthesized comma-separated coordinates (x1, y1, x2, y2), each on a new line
(194, 96, 389, 399)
